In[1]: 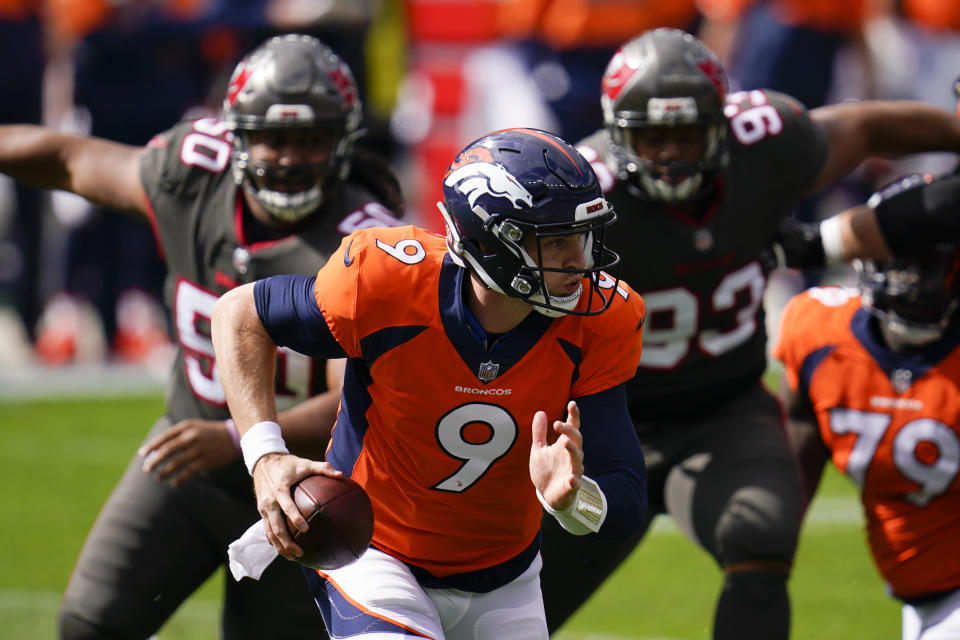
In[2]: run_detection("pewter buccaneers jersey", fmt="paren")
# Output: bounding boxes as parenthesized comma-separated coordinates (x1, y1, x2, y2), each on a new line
(578, 90, 828, 417)
(140, 118, 400, 424)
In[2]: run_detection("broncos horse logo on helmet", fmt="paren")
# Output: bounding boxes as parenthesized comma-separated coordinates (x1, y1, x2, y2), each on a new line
(438, 128, 621, 317)
(444, 161, 535, 210)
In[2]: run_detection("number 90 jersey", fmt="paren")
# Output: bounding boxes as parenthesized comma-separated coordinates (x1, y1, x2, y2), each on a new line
(316, 226, 645, 578)
(774, 287, 960, 600)
(579, 90, 828, 418)
(139, 118, 400, 424)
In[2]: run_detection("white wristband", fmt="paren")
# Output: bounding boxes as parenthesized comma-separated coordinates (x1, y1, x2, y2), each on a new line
(819, 216, 845, 267)
(537, 475, 608, 535)
(240, 421, 289, 475)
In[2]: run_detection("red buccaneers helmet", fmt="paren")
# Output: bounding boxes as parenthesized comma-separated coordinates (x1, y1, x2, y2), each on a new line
(601, 28, 729, 202)
(223, 34, 361, 223)
(438, 128, 621, 317)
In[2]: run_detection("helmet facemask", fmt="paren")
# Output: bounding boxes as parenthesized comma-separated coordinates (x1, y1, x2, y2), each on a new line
(601, 28, 729, 202)
(858, 247, 960, 348)
(230, 125, 354, 223)
(615, 116, 726, 202)
(440, 198, 621, 318)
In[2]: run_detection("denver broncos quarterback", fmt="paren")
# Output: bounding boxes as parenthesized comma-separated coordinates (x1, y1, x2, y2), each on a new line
(774, 212, 960, 639)
(537, 27, 960, 640)
(0, 34, 402, 639)
(211, 128, 648, 639)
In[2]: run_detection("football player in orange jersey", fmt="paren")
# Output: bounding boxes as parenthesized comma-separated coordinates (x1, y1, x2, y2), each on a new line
(211, 128, 648, 639)
(774, 183, 960, 639)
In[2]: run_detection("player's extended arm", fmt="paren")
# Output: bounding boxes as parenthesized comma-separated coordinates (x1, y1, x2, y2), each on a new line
(779, 374, 830, 514)
(768, 171, 960, 269)
(212, 282, 334, 560)
(809, 101, 960, 193)
(0, 124, 148, 217)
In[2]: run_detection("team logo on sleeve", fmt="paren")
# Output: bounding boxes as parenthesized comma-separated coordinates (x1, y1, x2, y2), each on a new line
(444, 161, 534, 210)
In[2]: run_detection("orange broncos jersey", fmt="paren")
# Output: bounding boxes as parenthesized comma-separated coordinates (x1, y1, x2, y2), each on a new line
(314, 225, 645, 577)
(774, 286, 960, 600)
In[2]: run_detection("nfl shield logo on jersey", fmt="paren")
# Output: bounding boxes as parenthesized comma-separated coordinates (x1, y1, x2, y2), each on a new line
(478, 361, 500, 382)
(891, 368, 913, 394)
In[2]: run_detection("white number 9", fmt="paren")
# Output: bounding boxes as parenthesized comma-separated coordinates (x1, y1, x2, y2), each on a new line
(434, 403, 518, 492)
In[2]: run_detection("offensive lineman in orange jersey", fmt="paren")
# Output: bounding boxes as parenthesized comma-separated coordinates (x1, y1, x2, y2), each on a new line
(774, 205, 960, 638)
(212, 128, 648, 638)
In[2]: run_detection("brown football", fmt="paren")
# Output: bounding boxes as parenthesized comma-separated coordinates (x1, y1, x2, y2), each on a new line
(287, 475, 374, 570)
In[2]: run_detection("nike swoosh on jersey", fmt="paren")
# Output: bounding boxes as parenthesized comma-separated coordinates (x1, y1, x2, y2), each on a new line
(344, 239, 355, 266)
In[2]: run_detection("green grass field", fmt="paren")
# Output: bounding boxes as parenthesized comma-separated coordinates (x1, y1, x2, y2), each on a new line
(0, 392, 899, 639)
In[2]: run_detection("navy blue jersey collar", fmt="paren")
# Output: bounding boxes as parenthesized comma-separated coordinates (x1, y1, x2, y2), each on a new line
(851, 308, 960, 386)
(439, 256, 554, 383)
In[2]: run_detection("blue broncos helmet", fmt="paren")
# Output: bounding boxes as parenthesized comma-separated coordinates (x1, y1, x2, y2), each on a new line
(437, 128, 621, 317)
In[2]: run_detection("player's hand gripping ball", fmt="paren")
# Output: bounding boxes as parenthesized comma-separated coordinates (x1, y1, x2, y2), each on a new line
(287, 475, 374, 570)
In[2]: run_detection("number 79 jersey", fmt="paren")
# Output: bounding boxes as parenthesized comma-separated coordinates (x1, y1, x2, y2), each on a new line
(773, 287, 960, 600)
(315, 225, 645, 577)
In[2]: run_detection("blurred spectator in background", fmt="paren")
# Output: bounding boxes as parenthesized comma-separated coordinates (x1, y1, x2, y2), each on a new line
(0, 0, 45, 367)
(895, 0, 960, 176)
(26, 0, 382, 368)
(699, 0, 878, 108)
(35, 0, 249, 367)
(499, 0, 702, 143)
(699, 0, 883, 292)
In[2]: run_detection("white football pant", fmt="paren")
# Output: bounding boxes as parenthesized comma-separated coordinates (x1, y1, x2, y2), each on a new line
(314, 548, 548, 639)
(903, 587, 960, 640)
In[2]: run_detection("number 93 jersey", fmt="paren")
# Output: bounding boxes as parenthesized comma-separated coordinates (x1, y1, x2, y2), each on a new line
(139, 118, 400, 424)
(315, 225, 645, 578)
(580, 90, 828, 418)
(774, 286, 960, 600)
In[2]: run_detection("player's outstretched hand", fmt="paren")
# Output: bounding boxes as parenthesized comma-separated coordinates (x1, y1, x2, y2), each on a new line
(139, 418, 238, 486)
(530, 400, 584, 512)
(252, 453, 340, 561)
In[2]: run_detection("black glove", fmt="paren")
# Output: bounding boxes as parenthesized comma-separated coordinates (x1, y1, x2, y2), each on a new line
(760, 217, 826, 272)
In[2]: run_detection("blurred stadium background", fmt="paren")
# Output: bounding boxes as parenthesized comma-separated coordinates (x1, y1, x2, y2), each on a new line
(3, 0, 959, 637)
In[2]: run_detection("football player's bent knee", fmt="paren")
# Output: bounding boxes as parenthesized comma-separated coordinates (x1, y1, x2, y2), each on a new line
(57, 607, 126, 640)
(714, 500, 800, 568)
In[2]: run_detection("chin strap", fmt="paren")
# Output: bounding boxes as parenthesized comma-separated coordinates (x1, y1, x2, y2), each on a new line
(537, 475, 607, 535)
